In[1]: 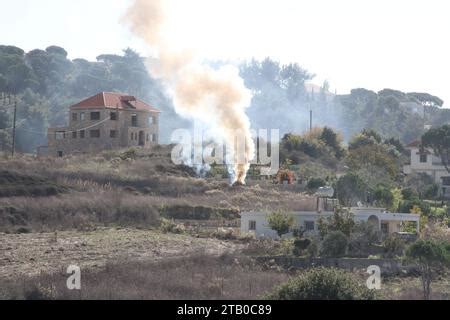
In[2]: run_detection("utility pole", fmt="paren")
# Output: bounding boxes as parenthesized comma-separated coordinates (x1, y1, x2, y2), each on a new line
(11, 97, 17, 157)
(309, 87, 314, 132)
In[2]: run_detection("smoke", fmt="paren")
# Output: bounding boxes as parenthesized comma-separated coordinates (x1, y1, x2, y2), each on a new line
(123, 0, 255, 184)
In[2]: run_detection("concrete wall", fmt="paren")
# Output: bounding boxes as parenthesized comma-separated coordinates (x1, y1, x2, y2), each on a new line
(256, 256, 417, 275)
(48, 107, 159, 157)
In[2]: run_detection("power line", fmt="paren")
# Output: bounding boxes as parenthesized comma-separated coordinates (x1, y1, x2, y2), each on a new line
(59, 117, 111, 134)
(2, 117, 111, 135)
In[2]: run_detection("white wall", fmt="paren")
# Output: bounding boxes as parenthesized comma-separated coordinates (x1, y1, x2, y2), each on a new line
(241, 210, 420, 239)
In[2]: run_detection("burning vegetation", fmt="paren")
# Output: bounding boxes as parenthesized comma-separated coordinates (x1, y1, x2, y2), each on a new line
(123, 0, 255, 185)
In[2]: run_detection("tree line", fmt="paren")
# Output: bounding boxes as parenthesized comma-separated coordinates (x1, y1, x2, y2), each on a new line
(1, 44, 449, 153)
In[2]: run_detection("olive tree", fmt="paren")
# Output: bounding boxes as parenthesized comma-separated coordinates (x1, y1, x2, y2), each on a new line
(267, 210, 294, 239)
(422, 124, 450, 173)
(405, 240, 449, 300)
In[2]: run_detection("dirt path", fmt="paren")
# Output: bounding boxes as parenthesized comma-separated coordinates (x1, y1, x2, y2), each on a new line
(0, 228, 242, 279)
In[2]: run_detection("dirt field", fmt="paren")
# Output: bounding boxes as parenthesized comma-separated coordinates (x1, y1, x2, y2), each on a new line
(0, 228, 242, 280)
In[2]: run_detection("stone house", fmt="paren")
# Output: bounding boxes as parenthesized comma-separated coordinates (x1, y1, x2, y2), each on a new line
(47, 92, 160, 157)
(403, 140, 450, 198)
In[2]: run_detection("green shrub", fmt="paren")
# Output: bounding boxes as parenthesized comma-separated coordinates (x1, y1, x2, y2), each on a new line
(401, 188, 418, 201)
(399, 199, 431, 215)
(293, 238, 311, 256)
(15, 226, 31, 234)
(267, 211, 294, 238)
(317, 208, 356, 238)
(268, 267, 377, 300)
(423, 184, 439, 199)
(306, 238, 319, 258)
(373, 186, 394, 208)
(405, 239, 450, 299)
(119, 148, 137, 160)
(382, 235, 406, 258)
(320, 231, 348, 257)
(306, 178, 326, 191)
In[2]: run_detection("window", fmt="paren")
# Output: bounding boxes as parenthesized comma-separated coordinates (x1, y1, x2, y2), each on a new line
(90, 129, 100, 138)
(151, 134, 157, 142)
(148, 116, 154, 125)
(110, 130, 117, 138)
(304, 221, 315, 231)
(130, 132, 134, 140)
(55, 131, 65, 140)
(381, 222, 389, 234)
(57, 151, 63, 157)
(90, 112, 100, 120)
(110, 112, 118, 121)
(249, 220, 256, 231)
(79, 130, 85, 138)
(72, 131, 77, 139)
(146, 134, 150, 142)
(420, 154, 427, 163)
(131, 114, 138, 127)
(135, 133, 138, 140)
(72, 113, 77, 121)
(80, 112, 85, 121)
(442, 176, 450, 186)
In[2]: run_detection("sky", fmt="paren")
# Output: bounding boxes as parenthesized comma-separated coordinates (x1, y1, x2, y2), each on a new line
(1, 0, 449, 106)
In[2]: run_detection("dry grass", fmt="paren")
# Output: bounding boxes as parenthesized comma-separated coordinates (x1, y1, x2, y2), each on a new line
(381, 273, 450, 300)
(0, 254, 289, 300)
(0, 146, 317, 233)
(0, 192, 160, 233)
(0, 228, 242, 280)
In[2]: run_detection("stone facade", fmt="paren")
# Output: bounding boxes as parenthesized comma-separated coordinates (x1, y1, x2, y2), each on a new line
(47, 92, 160, 157)
(403, 140, 450, 198)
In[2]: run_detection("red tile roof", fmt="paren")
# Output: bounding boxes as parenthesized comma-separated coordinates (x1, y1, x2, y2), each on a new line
(406, 140, 421, 148)
(70, 92, 160, 113)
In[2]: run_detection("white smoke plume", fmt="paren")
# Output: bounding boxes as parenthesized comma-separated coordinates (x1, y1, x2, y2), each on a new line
(123, 0, 255, 184)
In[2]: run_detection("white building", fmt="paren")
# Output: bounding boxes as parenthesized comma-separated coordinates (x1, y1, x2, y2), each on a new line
(403, 140, 450, 198)
(240, 207, 420, 239)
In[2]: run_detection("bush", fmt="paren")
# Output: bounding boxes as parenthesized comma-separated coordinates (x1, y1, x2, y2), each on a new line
(306, 178, 326, 191)
(348, 222, 381, 257)
(423, 184, 439, 199)
(292, 238, 311, 256)
(213, 228, 237, 240)
(401, 188, 418, 201)
(268, 267, 377, 300)
(405, 239, 450, 299)
(306, 238, 319, 258)
(159, 218, 184, 234)
(320, 231, 348, 257)
(317, 208, 356, 238)
(267, 211, 294, 238)
(382, 235, 405, 258)
(119, 148, 137, 160)
(399, 199, 431, 216)
(335, 173, 367, 207)
(373, 186, 394, 208)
